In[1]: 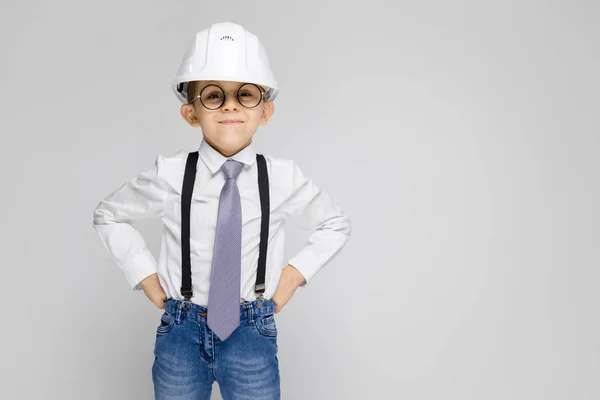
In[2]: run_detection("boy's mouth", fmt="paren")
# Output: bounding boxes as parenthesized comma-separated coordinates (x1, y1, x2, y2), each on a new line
(219, 119, 244, 126)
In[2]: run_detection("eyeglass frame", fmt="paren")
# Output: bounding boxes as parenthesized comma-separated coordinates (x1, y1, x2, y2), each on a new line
(189, 83, 267, 110)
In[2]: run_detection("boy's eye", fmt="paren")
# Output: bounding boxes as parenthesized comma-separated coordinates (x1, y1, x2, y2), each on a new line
(204, 92, 223, 100)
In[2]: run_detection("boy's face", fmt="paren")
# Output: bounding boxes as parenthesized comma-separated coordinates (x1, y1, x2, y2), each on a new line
(180, 80, 275, 157)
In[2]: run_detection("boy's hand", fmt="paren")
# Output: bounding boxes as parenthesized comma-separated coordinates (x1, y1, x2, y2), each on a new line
(139, 273, 168, 309)
(271, 265, 306, 313)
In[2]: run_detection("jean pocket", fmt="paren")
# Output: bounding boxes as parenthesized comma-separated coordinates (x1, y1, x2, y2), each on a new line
(255, 314, 278, 337)
(156, 311, 175, 336)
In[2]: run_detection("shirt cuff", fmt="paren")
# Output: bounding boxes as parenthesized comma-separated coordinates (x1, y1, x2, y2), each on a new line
(121, 249, 158, 290)
(287, 250, 321, 288)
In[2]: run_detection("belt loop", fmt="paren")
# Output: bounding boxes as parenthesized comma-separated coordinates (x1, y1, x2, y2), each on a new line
(248, 302, 255, 325)
(175, 301, 183, 324)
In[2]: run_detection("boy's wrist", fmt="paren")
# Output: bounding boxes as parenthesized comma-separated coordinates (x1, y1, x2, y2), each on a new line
(139, 273, 160, 291)
(283, 264, 306, 287)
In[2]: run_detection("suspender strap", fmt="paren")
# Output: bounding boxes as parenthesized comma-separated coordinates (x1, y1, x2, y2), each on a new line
(255, 154, 270, 299)
(180, 151, 199, 301)
(179, 152, 270, 302)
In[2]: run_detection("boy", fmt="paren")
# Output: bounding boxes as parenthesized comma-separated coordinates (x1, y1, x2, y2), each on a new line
(92, 22, 351, 399)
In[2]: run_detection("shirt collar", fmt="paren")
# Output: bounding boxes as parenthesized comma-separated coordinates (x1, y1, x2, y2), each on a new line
(198, 138, 257, 175)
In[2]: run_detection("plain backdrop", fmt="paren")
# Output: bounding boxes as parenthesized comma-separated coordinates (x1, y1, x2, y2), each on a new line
(1, 1, 598, 399)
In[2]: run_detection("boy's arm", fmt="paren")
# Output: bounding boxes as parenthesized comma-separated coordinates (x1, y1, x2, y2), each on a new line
(92, 154, 168, 291)
(284, 161, 352, 287)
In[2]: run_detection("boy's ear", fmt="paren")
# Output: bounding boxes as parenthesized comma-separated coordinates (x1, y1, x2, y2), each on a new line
(180, 104, 200, 127)
(259, 101, 275, 126)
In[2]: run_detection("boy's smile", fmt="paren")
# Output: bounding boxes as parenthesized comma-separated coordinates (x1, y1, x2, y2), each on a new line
(180, 80, 275, 157)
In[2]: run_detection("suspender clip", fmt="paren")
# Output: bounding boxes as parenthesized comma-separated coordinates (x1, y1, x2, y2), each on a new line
(256, 291, 265, 308)
(181, 288, 193, 302)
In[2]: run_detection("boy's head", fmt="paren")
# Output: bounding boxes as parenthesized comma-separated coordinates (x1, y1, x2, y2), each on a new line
(180, 80, 274, 156)
(172, 22, 278, 156)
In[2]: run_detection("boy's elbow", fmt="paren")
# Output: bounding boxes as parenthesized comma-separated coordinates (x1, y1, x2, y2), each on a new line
(92, 202, 103, 226)
(323, 211, 351, 239)
(346, 214, 352, 237)
(341, 213, 352, 239)
(92, 201, 114, 226)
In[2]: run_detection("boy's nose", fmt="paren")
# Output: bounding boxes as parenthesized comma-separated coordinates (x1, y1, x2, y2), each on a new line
(221, 95, 240, 111)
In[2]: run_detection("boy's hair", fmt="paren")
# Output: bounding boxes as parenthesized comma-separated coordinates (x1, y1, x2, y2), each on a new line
(186, 81, 199, 105)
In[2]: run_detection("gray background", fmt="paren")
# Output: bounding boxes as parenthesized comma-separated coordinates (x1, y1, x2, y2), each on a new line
(1, 0, 598, 399)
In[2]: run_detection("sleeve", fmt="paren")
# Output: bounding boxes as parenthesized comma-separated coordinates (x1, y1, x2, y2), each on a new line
(92, 154, 169, 290)
(285, 161, 352, 287)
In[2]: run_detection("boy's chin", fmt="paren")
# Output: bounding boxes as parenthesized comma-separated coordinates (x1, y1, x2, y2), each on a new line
(203, 134, 254, 151)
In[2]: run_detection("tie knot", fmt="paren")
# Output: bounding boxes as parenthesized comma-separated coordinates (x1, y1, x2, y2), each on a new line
(221, 159, 244, 180)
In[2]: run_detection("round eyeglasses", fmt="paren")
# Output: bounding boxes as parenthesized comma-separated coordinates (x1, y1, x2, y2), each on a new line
(190, 83, 266, 110)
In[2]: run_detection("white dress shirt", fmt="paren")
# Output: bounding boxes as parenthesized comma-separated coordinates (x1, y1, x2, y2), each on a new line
(92, 139, 351, 305)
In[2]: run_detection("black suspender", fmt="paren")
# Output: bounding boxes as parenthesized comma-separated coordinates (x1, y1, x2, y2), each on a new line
(255, 153, 270, 301)
(180, 151, 198, 301)
(180, 152, 270, 305)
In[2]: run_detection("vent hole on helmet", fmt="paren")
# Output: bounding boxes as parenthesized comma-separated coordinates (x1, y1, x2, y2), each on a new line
(220, 35, 235, 41)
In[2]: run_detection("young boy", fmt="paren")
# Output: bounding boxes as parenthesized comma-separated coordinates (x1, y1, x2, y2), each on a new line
(92, 22, 351, 399)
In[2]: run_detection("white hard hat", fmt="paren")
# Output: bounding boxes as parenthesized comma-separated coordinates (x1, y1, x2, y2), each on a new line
(172, 22, 279, 104)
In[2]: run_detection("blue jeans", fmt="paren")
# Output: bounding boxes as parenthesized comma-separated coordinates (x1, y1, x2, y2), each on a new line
(152, 298, 281, 400)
